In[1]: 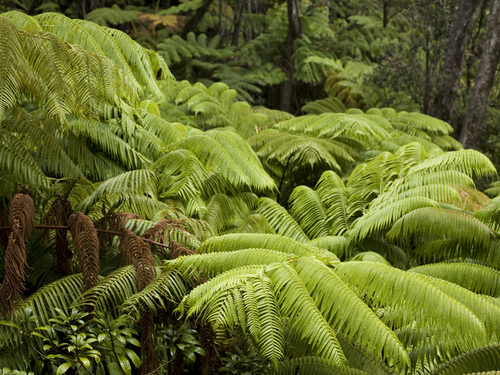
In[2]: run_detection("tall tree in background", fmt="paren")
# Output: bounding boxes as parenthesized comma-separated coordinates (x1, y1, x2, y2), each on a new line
(429, 0, 483, 123)
(279, 0, 302, 112)
(460, 0, 500, 148)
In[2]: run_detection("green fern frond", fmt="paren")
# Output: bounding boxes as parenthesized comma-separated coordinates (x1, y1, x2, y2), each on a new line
(274, 356, 373, 375)
(121, 270, 186, 315)
(0, 128, 52, 192)
(77, 169, 158, 213)
(390, 112, 453, 135)
(415, 274, 500, 340)
(316, 171, 362, 235)
(170, 134, 271, 191)
(409, 263, 500, 298)
(406, 150, 496, 179)
(336, 262, 488, 355)
(294, 257, 409, 369)
(202, 193, 233, 233)
(485, 181, 500, 197)
(348, 251, 391, 265)
(78, 265, 137, 315)
(197, 233, 339, 262)
(3, 114, 81, 179)
(355, 237, 408, 270)
(386, 207, 493, 248)
(268, 262, 346, 366)
(349, 198, 440, 244)
(204, 130, 276, 191)
(337, 334, 398, 375)
(176, 266, 285, 367)
(475, 196, 500, 229)
(256, 197, 310, 242)
(85, 5, 141, 27)
(429, 343, 500, 375)
(234, 214, 276, 234)
(151, 149, 208, 200)
(68, 117, 147, 170)
(274, 113, 392, 146)
(1, 10, 43, 31)
(19, 274, 90, 326)
(289, 186, 329, 239)
(166, 249, 295, 279)
(308, 236, 350, 259)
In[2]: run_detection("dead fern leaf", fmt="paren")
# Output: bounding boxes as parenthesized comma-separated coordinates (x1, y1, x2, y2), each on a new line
(68, 212, 100, 292)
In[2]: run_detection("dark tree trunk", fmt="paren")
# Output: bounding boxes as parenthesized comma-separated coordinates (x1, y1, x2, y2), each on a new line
(429, 0, 483, 123)
(286, 0, 302, 54)
(181, 0, 215, 39)
(383, 1, 390, 28)
(460, 0, 500, 148)
(422, 0, 432, 114)
(280, 0, 302, 113)
(231, 0, 245, 47)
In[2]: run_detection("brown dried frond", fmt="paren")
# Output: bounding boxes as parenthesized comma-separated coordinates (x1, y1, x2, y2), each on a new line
(95, 212, 143, 249)
(42, 198, 72, 274)
(8, 193, 35, 241)
(41, 197, 72, 227)
(170, 240, 195, 259)
(0, 220, 27, 317)
(68, 212, 100, 292)
(122, 229, 160, 374)
(143, 218, 192, 242)
(140, 307, 159, 375)
(142, 218, 171, 243)
(121, 228, 156, 291)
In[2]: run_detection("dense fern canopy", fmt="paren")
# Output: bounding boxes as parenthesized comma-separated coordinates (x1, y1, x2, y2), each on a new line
(1, 7, 500, 375)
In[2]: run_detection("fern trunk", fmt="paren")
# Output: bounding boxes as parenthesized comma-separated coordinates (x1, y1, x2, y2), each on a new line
(429, 0, 482, 123)
(460, 0, 500, 148)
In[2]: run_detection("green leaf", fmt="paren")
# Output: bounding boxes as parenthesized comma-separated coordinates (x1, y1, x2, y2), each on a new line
(124, 348, 141, 368)
(117, 354, 131, 375)
(56, 362, 73, 375)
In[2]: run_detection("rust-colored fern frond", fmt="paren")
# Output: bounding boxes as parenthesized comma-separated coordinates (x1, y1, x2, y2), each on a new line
(95, 212, 143, 249)
(8, 193, 35, 240)
(121, 228, 156, 291)
(68, 212, 100, 292)
(142, 218, 172, 243)
(143, 218, 192, 243)
(121, 228, 159, 374)
(0, 220, 27, 317)
(0, 193, 35, 316)
(170, 240, 195, 259)
(42, 198, 72, 274)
